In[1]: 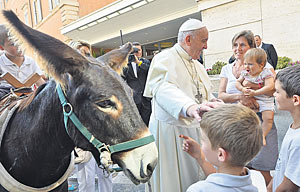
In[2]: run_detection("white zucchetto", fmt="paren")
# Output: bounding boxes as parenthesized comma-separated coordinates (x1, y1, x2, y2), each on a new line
(178, 18, 206, 32)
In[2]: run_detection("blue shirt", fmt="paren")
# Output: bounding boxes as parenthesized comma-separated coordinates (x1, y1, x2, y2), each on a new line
(186, 168, 263, 192)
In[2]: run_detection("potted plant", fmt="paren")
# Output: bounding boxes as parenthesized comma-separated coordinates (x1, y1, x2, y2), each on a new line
(206, 61, 227, 93)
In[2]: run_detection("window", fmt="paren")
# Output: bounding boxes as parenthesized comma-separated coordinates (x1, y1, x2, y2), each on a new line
(48, 0, 59, 11)
(143, 37, 176, 60)
(0, 1, 4, 9)
(22, 4, 29, 25)
(36, 0, 42, 22)
(32, 0, 42, 25)
(24, 11, 29, 25)
(32, 1, 37, 25)
(54, 0, 59, 6)
(48, 0, 53, 11)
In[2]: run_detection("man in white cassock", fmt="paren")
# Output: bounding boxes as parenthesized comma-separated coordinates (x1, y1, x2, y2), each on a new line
(144, 19, 221, 192)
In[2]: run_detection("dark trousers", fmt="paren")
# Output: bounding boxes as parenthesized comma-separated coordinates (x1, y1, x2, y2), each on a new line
(136, 97, 151, 126)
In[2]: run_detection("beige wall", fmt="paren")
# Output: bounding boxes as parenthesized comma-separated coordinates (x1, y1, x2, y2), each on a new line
(36, 8, 66, 41)
(199, 0, 300, 68)
(77, 0, 116, 17)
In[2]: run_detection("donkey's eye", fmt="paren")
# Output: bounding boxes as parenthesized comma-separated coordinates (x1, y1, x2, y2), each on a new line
(94, 95, 122, 119)
(96, 100, 116, 109)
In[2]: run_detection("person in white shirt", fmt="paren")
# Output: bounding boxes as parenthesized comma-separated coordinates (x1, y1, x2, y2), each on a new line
(0, 24, 45, 99)
(268, 65, 300, 192)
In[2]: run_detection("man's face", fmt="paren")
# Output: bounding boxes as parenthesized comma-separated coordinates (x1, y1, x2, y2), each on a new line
(254, 36, 262, 47)
(1, 39, 23, 58)
(187, 27, 208, 60)
(134, 45, 142, 58)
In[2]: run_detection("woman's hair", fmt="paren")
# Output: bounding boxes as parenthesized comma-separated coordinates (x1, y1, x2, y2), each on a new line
(200, 104, 262, 167)
(232, 30, 255, 48)
(244, 48, 267, 66)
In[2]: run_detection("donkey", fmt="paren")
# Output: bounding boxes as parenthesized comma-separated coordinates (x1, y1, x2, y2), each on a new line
(0, 10, 157, 191)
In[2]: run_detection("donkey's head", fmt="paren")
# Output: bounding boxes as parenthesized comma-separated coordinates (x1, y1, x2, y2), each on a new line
(1, 10, 157, 184)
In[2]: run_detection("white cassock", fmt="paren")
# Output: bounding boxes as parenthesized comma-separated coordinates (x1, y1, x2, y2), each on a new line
(144, 43, 214, 192)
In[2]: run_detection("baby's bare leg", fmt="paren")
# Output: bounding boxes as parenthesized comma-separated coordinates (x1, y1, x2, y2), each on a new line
(261, 110, 274, 146)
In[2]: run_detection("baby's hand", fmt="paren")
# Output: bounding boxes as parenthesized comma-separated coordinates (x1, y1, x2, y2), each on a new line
(242, 87, 250, 95)
(247, 89, 256, 97)
(179, 135, 202, 161)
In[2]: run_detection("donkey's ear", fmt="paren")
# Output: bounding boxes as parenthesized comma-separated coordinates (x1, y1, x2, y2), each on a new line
(97, 43, 132, 75)
(1, 10, 88, 84)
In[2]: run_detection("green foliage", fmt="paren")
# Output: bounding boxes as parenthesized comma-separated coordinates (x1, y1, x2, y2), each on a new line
(276, 56, 292, 69)
(206, 61, 227, 75)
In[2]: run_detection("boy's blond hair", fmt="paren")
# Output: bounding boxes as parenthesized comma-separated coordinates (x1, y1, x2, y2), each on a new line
(0, 24, 8, 46)
(200, 104, 262, 167)
(244, 48, 267, 67)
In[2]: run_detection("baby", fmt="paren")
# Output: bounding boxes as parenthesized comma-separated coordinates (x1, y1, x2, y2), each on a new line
(236, 48, 275, 146)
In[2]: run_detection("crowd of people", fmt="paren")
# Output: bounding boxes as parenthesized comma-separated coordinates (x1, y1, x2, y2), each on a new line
(143, 19, 299, 192)
(0, 16, 299, 192)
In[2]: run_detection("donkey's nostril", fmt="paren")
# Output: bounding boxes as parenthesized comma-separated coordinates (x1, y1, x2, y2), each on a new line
(140, 161, 155, 178)
(147, 163, 154, 175)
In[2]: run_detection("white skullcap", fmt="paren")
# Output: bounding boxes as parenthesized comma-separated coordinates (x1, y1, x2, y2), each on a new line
(179, 18, 205, 32)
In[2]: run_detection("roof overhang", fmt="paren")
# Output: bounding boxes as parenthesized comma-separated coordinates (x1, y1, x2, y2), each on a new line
(61, 0, 200, 49)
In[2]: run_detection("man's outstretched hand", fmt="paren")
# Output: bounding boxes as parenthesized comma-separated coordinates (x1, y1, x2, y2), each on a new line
(186, 101, 223, 122)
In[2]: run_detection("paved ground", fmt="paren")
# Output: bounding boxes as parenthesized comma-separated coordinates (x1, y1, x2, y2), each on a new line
(68, 104, 293, 192)
(68, 170, 145, 192)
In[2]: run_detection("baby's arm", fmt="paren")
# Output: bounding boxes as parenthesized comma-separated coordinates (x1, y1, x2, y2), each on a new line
(236, 76, 247, 92)
(179, 135, 216, 176)
(251, 77, 274, 96)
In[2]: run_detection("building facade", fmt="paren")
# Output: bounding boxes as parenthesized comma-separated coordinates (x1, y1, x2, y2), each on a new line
(0, 0, 116, 42)
(0, 0, 201, 59)
(199, 0, 300, 68)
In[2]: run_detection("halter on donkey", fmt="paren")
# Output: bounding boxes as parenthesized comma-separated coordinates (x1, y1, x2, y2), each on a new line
(0, 10, 157, 192)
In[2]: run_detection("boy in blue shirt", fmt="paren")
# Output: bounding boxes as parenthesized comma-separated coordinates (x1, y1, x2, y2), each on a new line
(268, 65, 300, 192)
(180, 104, 266, 191)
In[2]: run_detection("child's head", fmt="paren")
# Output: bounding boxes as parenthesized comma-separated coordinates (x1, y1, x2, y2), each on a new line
(275, 65, 300, 111)
(244, 48, 267, 75)
(200, 104, 262, 167)
(0, 24, 23, 58)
